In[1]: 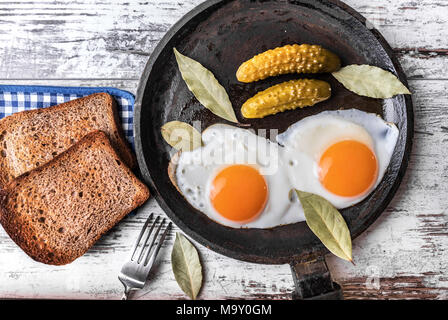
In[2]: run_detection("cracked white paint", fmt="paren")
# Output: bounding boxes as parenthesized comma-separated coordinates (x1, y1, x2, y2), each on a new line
(0, 0, 447, 299)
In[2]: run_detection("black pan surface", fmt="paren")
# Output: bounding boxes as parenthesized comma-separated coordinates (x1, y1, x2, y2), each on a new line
(134, 0, 413, 264)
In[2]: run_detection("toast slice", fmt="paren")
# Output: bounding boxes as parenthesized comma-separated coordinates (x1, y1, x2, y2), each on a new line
(0, 92, 135, 188)
(0, 131, 149, 265)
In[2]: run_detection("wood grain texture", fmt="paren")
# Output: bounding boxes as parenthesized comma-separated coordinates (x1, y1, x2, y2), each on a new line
(0, 0, 447, 300)
(0, 0, 446, 79)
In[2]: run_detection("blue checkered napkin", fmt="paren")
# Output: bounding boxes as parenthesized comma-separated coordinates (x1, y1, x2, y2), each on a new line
(0, 85, 135, 148)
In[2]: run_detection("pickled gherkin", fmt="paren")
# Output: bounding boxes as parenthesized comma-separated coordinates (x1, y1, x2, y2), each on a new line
(236, 44, 341, 83)
(241, 79, 331, 119)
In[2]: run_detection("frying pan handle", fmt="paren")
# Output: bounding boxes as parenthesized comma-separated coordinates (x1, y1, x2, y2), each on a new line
(290, 256, 343, 300)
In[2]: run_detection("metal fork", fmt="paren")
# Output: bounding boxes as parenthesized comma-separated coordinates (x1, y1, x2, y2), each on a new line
(118, 213, 172, 300)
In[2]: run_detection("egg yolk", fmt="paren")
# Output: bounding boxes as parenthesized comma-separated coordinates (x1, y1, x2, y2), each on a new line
(210, 165, 268, 223)
(318, 140, 378, 197)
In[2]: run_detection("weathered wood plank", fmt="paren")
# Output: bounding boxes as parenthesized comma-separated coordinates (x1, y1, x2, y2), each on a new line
(0, 0, 446, 80)
(357, 0, 448, 49)
(397, 50, 448, 80)
(0, 78, 446, 299)
(0, 0, 446, 301)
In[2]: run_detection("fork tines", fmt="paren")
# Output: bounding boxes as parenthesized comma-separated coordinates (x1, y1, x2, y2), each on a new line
(131, 213, 172, 266)
(119, 213, 172, 300)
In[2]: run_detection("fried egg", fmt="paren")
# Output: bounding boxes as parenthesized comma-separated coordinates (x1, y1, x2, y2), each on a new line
(174, 109, 399, 228)
(277, 109, 399, 208)
(174, 124, 304, 228)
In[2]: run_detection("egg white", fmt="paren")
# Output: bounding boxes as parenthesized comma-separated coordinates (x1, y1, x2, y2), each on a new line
(175, 124, 305, 228)
(277, 109, 399, 208)
(175, 109, 399, 228)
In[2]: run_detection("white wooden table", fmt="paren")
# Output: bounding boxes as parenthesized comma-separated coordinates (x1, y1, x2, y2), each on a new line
(0, 0, 447, 300)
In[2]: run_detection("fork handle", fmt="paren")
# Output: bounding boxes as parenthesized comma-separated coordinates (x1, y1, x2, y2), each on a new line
(122, 287, 131, 300)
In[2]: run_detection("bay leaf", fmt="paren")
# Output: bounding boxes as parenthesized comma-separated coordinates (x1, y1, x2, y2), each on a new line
(332, 64, 411, 99)
(294, 190, 353, 262)
(173, 48, 238, 123)
(161, 121, 202, 152)
(171, 232, 203, 300)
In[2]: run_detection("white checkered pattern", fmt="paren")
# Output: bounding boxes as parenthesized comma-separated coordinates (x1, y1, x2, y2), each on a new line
(0, 87, 135, 148)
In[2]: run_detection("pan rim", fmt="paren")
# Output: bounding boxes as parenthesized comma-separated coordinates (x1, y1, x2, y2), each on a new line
(134, 0, 414, 265)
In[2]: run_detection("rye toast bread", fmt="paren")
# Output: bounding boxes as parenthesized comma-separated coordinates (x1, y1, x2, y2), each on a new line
(0, 131, 149, 265)
(0, 93, 135, 188)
